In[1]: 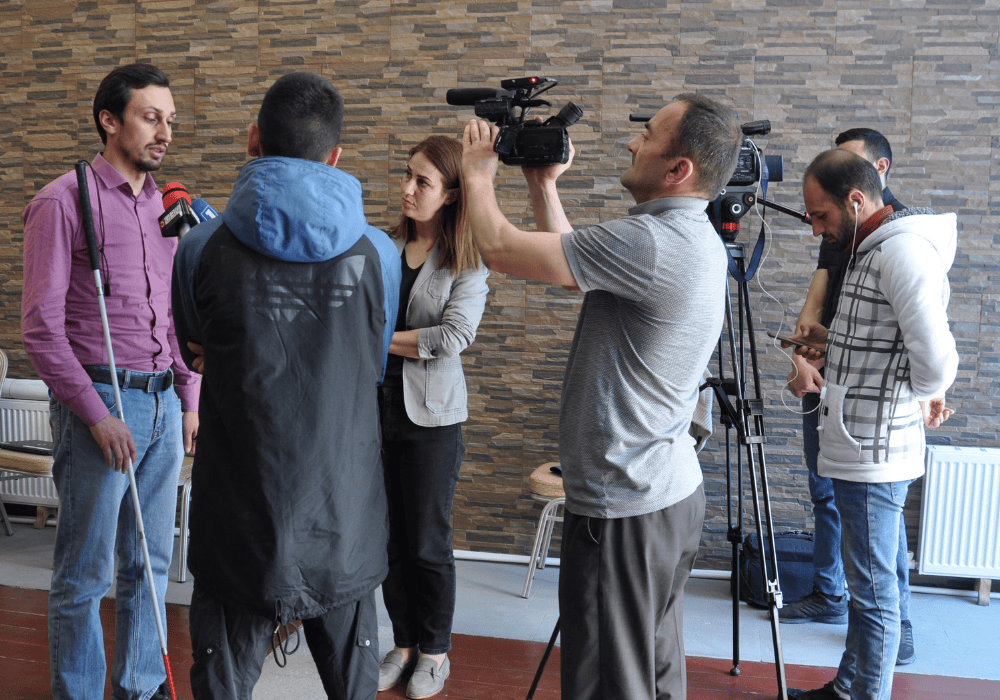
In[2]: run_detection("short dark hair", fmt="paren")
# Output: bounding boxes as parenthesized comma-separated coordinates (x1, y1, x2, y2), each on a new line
(664, 93, 743, 199)
(93, 63, 170, 145)
(257, 72, 345, 162)
(804, 149, 883, 203)
(835, 127, 894, 176)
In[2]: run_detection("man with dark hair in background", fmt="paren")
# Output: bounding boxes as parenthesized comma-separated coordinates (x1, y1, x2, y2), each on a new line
(21, 63, 200, 700)
(172, 71, 400, 699)
(786, 149, 957, 700)
(781, 128, 952, 667)
(462, 93, 742, 700)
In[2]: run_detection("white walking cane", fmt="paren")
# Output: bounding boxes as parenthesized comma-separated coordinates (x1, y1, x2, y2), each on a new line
(75, 161, 179, 700)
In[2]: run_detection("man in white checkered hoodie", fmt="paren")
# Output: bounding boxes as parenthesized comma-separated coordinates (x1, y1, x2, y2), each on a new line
(786, 148, 959, 700)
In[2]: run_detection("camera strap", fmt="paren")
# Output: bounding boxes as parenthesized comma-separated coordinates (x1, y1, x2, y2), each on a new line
(722, 176, 769, 283)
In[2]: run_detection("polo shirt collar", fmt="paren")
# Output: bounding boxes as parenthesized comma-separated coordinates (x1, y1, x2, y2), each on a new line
(629, 196, 707, 217)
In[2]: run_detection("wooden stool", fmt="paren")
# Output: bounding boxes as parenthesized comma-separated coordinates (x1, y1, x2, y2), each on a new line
(522, 462, 565, 598)
(0, 448, 54, 537)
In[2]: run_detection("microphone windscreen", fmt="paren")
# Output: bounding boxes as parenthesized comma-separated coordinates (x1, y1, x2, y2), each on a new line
(162, 182, 192, 209)
(445, 88, 510, 106)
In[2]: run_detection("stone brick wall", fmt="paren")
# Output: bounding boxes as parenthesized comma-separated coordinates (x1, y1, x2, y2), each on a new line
(1, 1, 998, 572)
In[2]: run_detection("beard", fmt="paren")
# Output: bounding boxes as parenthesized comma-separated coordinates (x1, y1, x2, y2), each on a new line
(135, 150, 163, 172)
(826, 208, 858, 248)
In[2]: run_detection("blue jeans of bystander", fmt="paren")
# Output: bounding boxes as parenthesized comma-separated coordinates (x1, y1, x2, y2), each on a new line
(831, 478, 910, 700)
(802, 393, 911, 619)
(48, 374, 183, 700)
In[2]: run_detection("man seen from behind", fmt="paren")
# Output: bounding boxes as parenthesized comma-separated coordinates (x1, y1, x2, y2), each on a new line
(172, 72, 400, 700)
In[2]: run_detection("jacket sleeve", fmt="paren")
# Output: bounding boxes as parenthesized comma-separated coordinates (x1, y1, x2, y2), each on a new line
(879, 234, 958, 399)
(172, 221, 218, 372)
(416, 263, 490, 359)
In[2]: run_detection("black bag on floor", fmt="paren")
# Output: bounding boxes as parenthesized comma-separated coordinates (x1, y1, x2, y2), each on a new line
(737, 530, 815, 609)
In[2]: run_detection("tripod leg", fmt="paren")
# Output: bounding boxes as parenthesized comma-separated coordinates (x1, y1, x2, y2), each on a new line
(525, 617, 560, 700)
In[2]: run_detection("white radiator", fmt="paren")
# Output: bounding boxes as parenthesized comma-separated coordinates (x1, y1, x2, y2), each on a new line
(919, 445, 1000, 579)
(0, 379, 58, 508)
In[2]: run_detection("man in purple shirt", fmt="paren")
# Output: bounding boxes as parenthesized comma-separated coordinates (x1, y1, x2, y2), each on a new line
(21, 63, 199, 700)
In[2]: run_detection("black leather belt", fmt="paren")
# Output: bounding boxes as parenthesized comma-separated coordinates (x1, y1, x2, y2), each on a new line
(84, 366, 174, 393)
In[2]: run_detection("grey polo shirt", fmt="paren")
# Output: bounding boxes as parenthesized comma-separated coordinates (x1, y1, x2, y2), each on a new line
(558, 196, 728, 519)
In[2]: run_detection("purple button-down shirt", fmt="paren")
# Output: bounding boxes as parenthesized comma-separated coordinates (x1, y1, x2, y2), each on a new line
(21, 154, 199, 425)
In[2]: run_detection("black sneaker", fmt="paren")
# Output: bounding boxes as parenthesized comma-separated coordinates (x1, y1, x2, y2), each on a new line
(779, 589, 848, 624)
(785, 680, 848, 699)
(151, 681, 189, 700)
(896, 618, 916, 665)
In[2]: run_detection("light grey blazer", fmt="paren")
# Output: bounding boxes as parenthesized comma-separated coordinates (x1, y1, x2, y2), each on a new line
(395, 238, 489, 427)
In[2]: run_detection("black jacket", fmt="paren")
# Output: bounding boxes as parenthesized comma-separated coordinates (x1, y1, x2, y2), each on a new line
(173, 157, 401, 621)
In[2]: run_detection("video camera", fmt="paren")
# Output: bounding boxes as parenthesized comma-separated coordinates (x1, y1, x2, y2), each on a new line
(712, 120, 784, 242)
(627, 113, 785, 241)
(446, 77, 583, 166)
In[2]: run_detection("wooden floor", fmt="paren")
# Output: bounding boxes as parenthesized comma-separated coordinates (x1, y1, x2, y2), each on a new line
(2, 584, 997, 700)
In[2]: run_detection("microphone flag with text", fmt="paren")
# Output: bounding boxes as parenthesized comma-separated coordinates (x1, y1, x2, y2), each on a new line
(159, 182, 200, 238)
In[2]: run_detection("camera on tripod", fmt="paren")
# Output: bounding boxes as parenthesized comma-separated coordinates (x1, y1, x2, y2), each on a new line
(712, 120, 785, 242)
(446, 77, 583, 166)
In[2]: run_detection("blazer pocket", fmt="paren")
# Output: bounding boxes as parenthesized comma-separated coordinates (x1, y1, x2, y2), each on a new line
(818, 383, 863, 464)
(424, 356, 464, 414)
(426, 269, 454, 301)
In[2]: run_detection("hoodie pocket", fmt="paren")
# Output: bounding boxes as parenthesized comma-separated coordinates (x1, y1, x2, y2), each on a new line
(818, 383, 863, 464)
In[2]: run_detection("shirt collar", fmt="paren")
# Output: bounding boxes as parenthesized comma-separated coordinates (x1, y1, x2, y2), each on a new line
(92, 152, 160, 201)
(629, 196, 707, 217)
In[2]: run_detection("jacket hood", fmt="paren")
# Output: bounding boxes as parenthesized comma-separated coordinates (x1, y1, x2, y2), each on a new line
(222, 156, 370, 263)
(860, 208, 957, 272)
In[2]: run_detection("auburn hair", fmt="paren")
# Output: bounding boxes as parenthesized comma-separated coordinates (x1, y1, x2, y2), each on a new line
(389, 135, 480, 276)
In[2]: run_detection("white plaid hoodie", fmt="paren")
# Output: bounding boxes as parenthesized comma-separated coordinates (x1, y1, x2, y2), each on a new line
(817, 208, 959, 483)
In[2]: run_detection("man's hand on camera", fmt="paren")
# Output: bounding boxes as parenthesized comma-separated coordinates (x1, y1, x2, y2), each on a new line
(462, 119, 501, 183)
(521, 138, 575, 188)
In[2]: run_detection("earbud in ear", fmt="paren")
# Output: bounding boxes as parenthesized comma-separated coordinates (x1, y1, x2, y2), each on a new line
(852, 200, 859, 214)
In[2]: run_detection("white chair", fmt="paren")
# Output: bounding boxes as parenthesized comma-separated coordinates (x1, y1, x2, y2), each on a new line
(522, 462, 565, 598)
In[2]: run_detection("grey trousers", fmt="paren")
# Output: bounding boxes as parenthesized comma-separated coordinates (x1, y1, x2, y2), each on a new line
(558, 484, 706, 700)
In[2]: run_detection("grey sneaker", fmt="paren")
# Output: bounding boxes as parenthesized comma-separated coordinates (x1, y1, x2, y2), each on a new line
(779, 589, 848, 625)
(896, 618, 916, 665)
(406, 655, 450, 699)
(378, 649, 417, 691)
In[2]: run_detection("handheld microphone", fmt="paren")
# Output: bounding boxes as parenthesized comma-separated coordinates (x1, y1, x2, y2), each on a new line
(191, 199, 219, 222)
(159, 182, 199, 239)
(445, 88, 513, 106)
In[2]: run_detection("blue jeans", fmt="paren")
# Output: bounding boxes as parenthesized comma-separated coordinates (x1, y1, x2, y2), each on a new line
(48, 373, 183, 700)
(802, 394, 910, 619)
(831, 479, 910, 700)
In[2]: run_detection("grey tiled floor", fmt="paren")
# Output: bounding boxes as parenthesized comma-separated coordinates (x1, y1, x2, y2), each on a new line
(1, 519, 998, 699)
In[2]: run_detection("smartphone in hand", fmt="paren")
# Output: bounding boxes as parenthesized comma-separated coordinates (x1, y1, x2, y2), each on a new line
(766, 329, 825, 356)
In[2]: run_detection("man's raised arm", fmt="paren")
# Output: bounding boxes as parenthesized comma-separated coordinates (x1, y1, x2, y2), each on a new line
(461, 118, 579, 290)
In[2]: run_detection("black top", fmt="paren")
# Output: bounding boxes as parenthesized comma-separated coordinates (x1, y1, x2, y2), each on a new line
(383, 249, 424, 387)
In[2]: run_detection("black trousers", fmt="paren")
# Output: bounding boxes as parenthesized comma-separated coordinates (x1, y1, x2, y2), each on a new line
(188, 582, 379, 700)
(559, 484, 706, 700)
(378, 385, 464, 655)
